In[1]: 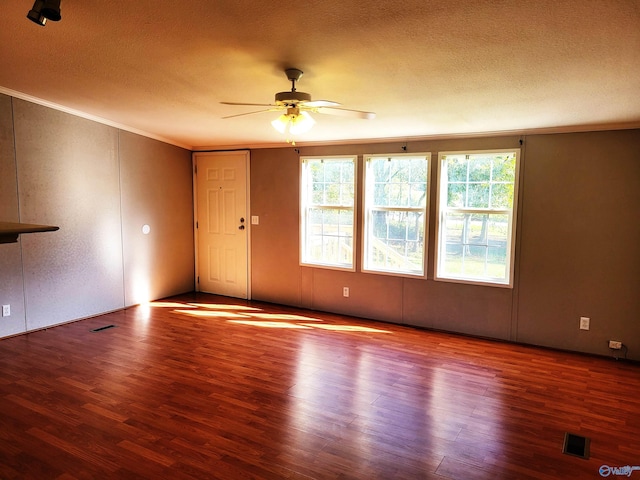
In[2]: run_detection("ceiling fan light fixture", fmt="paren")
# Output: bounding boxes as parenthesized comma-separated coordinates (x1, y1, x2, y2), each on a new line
(271, 113, 290, 134)
(224, 67, 374, 143)
(289, 111, 315, 135)
(271, 109, 316, 136)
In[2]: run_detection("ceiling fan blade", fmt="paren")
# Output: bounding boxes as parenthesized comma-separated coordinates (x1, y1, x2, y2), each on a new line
(315, 106, 376, 120)
(220, 101, 276, 107)
(303, 100, 341, 108)
(222, 109, 275, 119)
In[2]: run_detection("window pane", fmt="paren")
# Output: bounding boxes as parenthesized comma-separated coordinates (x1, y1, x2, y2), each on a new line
(440, 211, 511, 282)
(444, 243, 463, 274)
(301, 157, 355, 269)
(466, 213, 487, 245)
(308, 208, 354, 265)
(339, 209, 354, 238)
(447, 183, 466, 208)
(324, 162, 341, 183)
(437, 150, 518, 285)
(492, 155, 516, 182)
(311, 182, 324, 205)
(490, 183, 513, 209)
(487, 246, 507, 278)
(406, 212, 421, 241)
(342, 182, 355, 206)
(446, 156, 467, 182)
(409, 158, 427, 183)
(374, 183, 388, 206)
(487, 214, 509, 245)
(462, 245, 488, 277)
(325, 183, 341, 205)
(364, 155, 429, 275)
(371, 157, 429, 208)
(342, 161, 355, 183)
(410, 182, 427, 208)
(468, 157, 491, 182)
(368, 211, 425, 272)
(467, 183, 490, 208)
(444, 212, 465, 244)
(388, 183, 409, 207)
(309, 160, 323, 183)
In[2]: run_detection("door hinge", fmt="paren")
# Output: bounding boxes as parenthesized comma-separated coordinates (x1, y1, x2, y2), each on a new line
(196, 221, 198, 229)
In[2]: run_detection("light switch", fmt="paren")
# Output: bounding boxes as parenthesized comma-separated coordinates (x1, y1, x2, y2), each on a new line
(251, 216, 259, 225)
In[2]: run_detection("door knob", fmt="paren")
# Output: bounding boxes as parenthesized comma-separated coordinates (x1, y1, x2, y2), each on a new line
(238, 225, 245, 230)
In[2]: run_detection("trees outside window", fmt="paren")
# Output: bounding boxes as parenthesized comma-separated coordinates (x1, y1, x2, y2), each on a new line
(436, 150, 520, 286)
(363, 154, 430, 276)
(300, 156, 356, 270)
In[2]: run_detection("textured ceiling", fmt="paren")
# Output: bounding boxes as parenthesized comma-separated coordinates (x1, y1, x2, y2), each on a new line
(1, 0, 639, 149)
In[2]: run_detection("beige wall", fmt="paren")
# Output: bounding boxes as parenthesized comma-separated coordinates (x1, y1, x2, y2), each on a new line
(516, 130, 640, 355)
(0, 94, 194, 336)
(249, 130, 640, 360)
(0, 95, 25, 337)
(119, 131, 195, 306)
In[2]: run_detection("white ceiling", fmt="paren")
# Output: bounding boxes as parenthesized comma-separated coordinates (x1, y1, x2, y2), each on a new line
(1, 0, 639, 150)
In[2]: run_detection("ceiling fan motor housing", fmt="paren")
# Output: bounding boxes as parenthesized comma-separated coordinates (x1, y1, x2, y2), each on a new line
(275, 90, 311, 105)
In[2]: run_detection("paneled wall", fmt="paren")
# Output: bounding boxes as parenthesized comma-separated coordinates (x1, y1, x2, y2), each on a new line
(249, 130, 640, 360)
(0, 95, 24, 337)
(0, 94, 194, 337)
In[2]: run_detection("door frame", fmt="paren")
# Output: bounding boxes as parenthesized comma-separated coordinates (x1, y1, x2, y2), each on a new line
(192, 150, 251, 299)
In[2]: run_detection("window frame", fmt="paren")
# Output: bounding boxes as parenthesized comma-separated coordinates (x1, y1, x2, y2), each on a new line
(300, 155, 357, 271)
(361, 153, 431, 278)
(434, 149, 520, 288)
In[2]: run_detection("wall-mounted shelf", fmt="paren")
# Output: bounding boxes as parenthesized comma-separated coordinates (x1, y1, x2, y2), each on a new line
(0, 221, 59, 244)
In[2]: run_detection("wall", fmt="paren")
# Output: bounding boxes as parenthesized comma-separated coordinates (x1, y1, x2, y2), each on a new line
(250, 129, 640, 360)
(516, 130, 640, 355)
(0, 94, 194, 337)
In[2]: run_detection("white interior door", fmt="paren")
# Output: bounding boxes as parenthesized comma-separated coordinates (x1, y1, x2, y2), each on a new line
(194, 151, 250, 299)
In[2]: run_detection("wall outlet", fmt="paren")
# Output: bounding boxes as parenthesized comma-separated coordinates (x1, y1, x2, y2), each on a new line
(579, 317, 590, 330)
(608, 340, 622, 350)
(343, 287, 349, 297)
(2, 305, 10, 317)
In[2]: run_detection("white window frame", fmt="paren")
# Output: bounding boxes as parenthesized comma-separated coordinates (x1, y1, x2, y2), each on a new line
(362, 153, 430, 277)
(435, 149, 520, 287)
(300, 155, 357, 271)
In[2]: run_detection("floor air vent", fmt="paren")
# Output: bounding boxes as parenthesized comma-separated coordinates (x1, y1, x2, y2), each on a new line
(563, 432, 590, 459)
(91, 324, 117, 332)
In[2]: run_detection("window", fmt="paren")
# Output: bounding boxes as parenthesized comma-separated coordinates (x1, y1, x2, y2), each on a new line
(363, 154, 430, 276)
(436, 150, 519, 286)
(300, 156, 356, 270)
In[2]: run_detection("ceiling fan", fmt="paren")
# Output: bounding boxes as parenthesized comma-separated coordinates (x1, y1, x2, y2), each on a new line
(221, 68, 375, 139)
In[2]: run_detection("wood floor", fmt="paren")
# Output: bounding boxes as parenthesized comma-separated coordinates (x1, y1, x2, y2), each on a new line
(0, 293, 638, 479)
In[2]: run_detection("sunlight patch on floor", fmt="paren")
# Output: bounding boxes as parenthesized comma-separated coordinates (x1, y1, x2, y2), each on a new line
(175, 310, 250, 319)
(155, 299, 394, 335)
(300, 324, 391, 333)
(227, 320, 313, 329)
(187, 303, 262, 312)
(248, 313, 322, 322)
(148, 301, 198, 309)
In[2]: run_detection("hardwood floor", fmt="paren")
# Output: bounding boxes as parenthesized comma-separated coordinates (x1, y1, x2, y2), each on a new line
(0, 292, 638, 479)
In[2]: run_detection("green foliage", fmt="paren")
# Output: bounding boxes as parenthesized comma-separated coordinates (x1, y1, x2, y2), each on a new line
(370, 156, 428, 208)
(366, 156, 429, 271)
(445, 153, 516, 210)
(308, 158, 355, 206)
